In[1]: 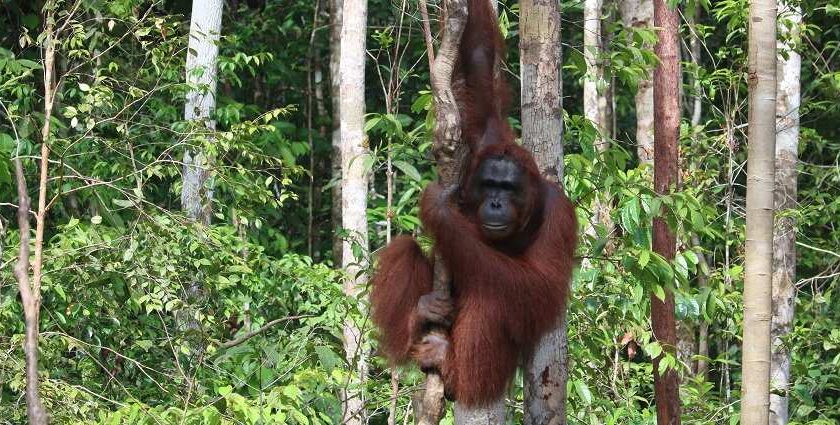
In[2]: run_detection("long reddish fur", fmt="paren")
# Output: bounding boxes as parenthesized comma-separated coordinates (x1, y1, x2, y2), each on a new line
(369, 236, 433, 362)
(369, 0, 577, 407)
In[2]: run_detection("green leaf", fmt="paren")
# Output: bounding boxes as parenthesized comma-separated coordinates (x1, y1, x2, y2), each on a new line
(364, 115, 382, 133)
(573, 380, 593, 405)
(652, 284, 666, 302)
(644, 341, 663, 359)
(216, 385, 233, 396)
(658, 353, 675, 375)
(393, 160, 421, 182)
(638, 250, 651, 269)
(53, 284, 66, 301)
(136, 340, 153, 351)
(290, 409, 310, 425)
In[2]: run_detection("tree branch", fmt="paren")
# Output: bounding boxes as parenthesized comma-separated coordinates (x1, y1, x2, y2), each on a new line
(418, 0, 436, 67)
(12, 3, 58, 423)
(416, 1, 468, 424)
(219, 315, 313, 350)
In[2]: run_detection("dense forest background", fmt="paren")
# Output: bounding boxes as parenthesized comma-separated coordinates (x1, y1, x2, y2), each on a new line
(1, 0, 839, 423)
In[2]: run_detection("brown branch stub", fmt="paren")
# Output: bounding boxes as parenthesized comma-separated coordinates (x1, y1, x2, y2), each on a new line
(416, 1, 468, 424)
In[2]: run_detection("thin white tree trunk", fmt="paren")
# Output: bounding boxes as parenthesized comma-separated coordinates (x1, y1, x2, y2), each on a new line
(584, 0, 604, 146)
(182, 0, 223, 225)
(338, 0, 369, 423)
(179, 0, 223, 352)
(619, 0, 653, 165)
(520, 0, 566, 423)
(689, 7, 703, 127)
(741, 0, 777, 420)
(583, 0, 615, 259)
(769, 4, 801, 425)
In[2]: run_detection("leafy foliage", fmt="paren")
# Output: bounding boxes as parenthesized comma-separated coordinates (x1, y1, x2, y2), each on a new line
(0, 0, 838, 424)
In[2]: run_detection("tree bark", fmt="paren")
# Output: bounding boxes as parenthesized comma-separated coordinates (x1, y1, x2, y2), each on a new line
(652, 0, 682, 423)
(454, 403, 506, 425)
(330, 0, 344, 266)
(583, 0, 614, 260)
(741, 0, 777, 421)
(688, 7, 703, 127)
(338, 0, 369, 423)
(584, 0, 604, 148)
(8, 4, 60, 424)
(519, 1, 566, 424)
(769, 4, 800, 425)
(182, 0, 223, 226)
(520, 0, 564, 182)
(416, 1, 468, 422)
(686, 6, 707, 379)
(692, 234, 712, 377)
(619, 0, 654, 166)
(10, 5, 58, 422)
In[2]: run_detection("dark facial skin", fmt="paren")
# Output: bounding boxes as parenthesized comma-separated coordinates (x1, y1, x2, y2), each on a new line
(473, 157, 527, 240)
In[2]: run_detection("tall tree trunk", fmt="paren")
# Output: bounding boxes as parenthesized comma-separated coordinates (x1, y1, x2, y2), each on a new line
(686, 4, 708, 380)
(584, 0, 604, 146)
(678, 7, 701, 363)
(651, 0, 682, 423)
(414, 1, 468, 422)
(330, 0, 344, 265)
(182, 0, 223, 226)
(598, 7, 615, 141)
(741, 0, 777, 420)
(619, 0, 654, 165)
(692, 234, 712, 377)
(520, 0, 566, 424)
(338, 0, 369, 423)
(769, 4, 800, 425)
(688, 7, 703, 127)
(180, 0, 223, 355)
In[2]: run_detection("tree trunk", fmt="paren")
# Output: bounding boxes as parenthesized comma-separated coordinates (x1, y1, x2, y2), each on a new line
(692, 234, 712, 377)
(338, 0, 369, 423)
(769, 4, 800, 425)
(454, 403, 506, 425)
(520, 0, 564, 188)
(688, 7, 703, 127)
(741, 0, 777, 420)
(179, 0, 223, 355)
(182, 0, 223, 226)
(677, 8, 699, 362)
(520, 0, 566, 424)
(651, 0, 682, 423)
(414, 1, 469, 422)
(619, 0, 654, 166)
(10, 7, 56, 424)
(686, 6, 707, 379)
(584, 0, 604, 146)
(330, 0, 343, 266)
